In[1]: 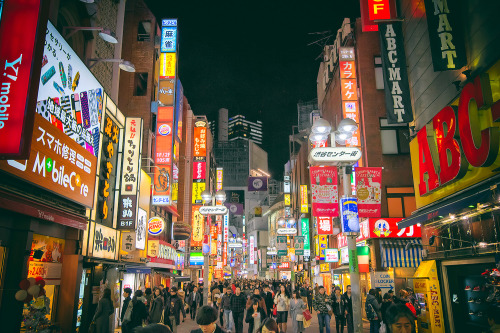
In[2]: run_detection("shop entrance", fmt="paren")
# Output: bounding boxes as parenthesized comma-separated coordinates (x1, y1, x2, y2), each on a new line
(442, 257, 496, 333)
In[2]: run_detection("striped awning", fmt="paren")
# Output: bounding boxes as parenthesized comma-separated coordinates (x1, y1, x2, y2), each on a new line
(380, 239, 422, 268)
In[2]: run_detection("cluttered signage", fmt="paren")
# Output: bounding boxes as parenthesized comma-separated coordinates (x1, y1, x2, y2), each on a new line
(310, 166, 339, 217)
(147, 240, 176, 266)
(0, 113, 96, 207)
(0, 0, 46, 159)
(91, 223, 118, 260)
(369, 218, 421, 238)
(277, 236, 288, 256)
(301, 218, 311, 256)
(118, 118, 142, 229)
(410, 73, 500, 208)
(277, 218, 297, 235)
(317, 216, 334, 235)
(356, 167, 382, 217)
(337, 219, 370, 247)
(379, 22, 413, 123)
(423, 0, 466, 71)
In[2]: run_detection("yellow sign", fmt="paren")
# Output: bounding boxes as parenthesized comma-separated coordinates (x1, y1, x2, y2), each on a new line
(410, 61, 500, 209)
(284, 194, 291, 206)
(320, 263, 330, 272)
(171, 182, 178, 202)
(159, 52, 176, 78)
(192, 182, 206, 204)
(147, 240, 160, 258)
(300, 185, 308, 213)
(413, 260, 444, 333)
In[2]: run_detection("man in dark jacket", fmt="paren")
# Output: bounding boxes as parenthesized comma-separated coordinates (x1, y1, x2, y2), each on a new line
(264, 286, 274, 317)
(190, 305, 225, 333)
(165, 286, 186, 331)
(121, 287, 132, 332)
(246, 288, 267, 314)
(342, 285, 354, 333)
(366, 289, 382, 333)
(189, 286, 202, 320)
(230, 287, 247, 333)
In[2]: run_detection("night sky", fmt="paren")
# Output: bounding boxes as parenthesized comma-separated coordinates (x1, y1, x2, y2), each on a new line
(146, 0, 360, 179)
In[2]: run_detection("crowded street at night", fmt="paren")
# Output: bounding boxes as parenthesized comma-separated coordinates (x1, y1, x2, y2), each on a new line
(0, 0, 500, 332)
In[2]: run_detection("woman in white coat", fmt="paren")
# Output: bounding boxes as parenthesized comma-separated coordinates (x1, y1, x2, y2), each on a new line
(289, 290, 307, 333)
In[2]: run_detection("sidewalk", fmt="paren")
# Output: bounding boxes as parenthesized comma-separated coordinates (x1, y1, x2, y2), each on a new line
(177, 311, 371, 333)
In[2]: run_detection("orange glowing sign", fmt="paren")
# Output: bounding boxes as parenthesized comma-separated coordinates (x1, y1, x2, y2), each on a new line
(193, 126, 207, 157)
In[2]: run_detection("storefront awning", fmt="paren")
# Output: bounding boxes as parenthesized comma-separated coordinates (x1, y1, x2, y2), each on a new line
(332, 265, 350, 274)
(175, 276, 191, 282)
(126, 267, 151, 274)
(397, 178, 497, 229)
(380, 239, 422, 268)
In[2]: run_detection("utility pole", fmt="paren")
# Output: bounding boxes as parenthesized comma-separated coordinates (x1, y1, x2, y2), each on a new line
(343, 166, 362, 332)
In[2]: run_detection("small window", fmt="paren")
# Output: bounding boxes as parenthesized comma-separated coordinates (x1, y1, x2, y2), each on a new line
(380, 118, 410, 155)
(138, 20, 151, 42)
(374, 56, 384, 90)
(133, 73, 148, 96)
(387, 187, 416, 217)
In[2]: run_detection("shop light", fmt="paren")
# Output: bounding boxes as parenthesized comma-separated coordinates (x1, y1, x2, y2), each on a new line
(449, 214, 456, 219)
(416, 223, 421, 227)
(462, 216, 468, 220)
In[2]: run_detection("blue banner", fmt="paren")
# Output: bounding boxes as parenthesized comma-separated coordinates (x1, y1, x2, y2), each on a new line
(341, 197, 360, 233)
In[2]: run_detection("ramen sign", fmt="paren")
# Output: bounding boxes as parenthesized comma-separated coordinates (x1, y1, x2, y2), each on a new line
(148, 217, 165, 236)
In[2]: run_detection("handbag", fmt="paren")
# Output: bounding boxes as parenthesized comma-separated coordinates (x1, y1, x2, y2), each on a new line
(273, 305, 277, 316)
(296, 314, 304, 321)
(123, 300, 133, 322)
(326, 304, 333, 317)
(302, 309, 312, 321)
(303, 318, 311, 328)
(89, 321, 96, 333)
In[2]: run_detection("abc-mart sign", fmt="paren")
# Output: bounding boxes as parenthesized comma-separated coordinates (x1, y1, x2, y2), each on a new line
(199, 206, 228, 216)
(411, 74, 500, 206)
(309, 147, 362, 166)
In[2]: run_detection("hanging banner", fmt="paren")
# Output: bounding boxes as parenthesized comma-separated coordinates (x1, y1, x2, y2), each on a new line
(191, 205, 203, 251)
(301, 218, 310, 256)
(310, 166, 339, 217)
(277, 236, 287, 256)
(379, 22, 413, 124)
(249, 235, 255, 264)
(423, 0, 466, 71)
(341, 197, 360, 233)
(248, 176, 268, 191)
(355, 167, 382, 217)
(318, 235, 328, 260)
(300, 185, 308, 213)
(225, 202, 244, 215)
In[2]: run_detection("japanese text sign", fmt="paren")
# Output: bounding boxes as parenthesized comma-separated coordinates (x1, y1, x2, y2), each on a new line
(91, 223, 118, 260)
(153, 106, 173, 206)
(193, 126, 207, 157)
(356, 167, 382, 217)
(191, 205, 203, 251)
(301, 218, 311, 256)
(159, 53, 176, 79)
(0, 113, 96, 207)
(300, 185, 308, 213)
(216, 167, 223, 191)
(369, 218, 421, 238)
(160, 20, 177, 53)
(325, 249, 339, 263)
(341, 197, 360, 233)
(310, 166, 339, 217)
(317, 216, 334, 235)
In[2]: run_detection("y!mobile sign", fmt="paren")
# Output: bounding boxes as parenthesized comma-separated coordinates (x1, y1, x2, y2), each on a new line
(0, 0, 47, 159)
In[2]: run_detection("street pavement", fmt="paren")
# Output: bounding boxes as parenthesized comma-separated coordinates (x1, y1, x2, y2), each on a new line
(177, 309, 371, 333)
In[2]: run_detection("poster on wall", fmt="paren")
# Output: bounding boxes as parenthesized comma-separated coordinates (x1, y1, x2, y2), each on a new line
(310, 166, 339, 217)
(136, 208, 147, 250)
(355, 167, 382, 217)
(379, 22, 413, 124)
(37, 22, 104, 157)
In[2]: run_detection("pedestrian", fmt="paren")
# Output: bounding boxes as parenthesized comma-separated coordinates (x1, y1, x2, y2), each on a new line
(221, 288, 233, 332)
(230, 286, 247, 333)
(148, 287, 165, 324)
(312, 286, 332, 333)
(91, 288, 114, 333)
(165, 286, 186, 332)
(332, 287, 345, 333)
(246, 299, 267, 333)
(135, 323, 173, 333)
(145, 288, 153, 311)
(381, 293, 394, 327)
(257, 318, 279, 333)
(274, 284, 290, 333)
(177, 287, 187, 322)
(289, 290, 306, 333)
(120, 287, 133, 333)
(247, 287, 268, 314)
(384, 303, 416, 333)
(307, 287, 313, 313)
(366, 289, 382, 333)
(342, 286, 353, 333)
(190, 305, 225, 333)
(396, 290, 416, 317)
(129, 290, 149, 330)
(190, 286, 202, 320)
(264, 286, 275, 318)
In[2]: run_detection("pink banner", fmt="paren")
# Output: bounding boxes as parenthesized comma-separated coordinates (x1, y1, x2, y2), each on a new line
(310, 166, 339, 217)
(355, 167, 382, 217)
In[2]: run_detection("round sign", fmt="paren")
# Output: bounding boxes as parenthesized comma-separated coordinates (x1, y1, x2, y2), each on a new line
(357, 187, 370, 200)
(148, 217, 165, 235)
(252, 178, 263, 189)
(230, 204, 238, 213)
(158, 124, 171, 136)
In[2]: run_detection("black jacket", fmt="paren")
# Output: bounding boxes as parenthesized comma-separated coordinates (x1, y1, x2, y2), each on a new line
(245, 307, 267, 333)
(341, 292, 353, 316)
(165, 294, 185, 321)
(264, 292, 274, 314)
(121, 297, 131, 321)
(332, 294, 345, 317)
(129, 297, 148, 328)
(148, 295, 164, 323)
(190, 325, 225, 333)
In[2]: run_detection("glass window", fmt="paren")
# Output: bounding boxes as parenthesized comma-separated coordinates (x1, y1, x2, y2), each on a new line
(374, 56, 384, 90)
(137, 21, 151, 42)
(380, 118, 410, 155)
(133, 73, 148, 96)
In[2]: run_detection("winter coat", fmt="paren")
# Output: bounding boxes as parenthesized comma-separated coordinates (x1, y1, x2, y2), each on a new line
(129, 296, 148, 329)
(342, 292, 353, 316)
(290, 298, 307, 333)
(332, 293, 345, 317)
(312, 293, 332, 314)
(221, 292, 232, 310)
(365, 293, 381, 320)
(177, 289, 186, 304)
(93, 297, 114, 333)
(245, 307, 267, 333)
(120, 297, 131, 321)
(148, 295, 164, 323)
(264, 292, 274, 314)
(165, 294, 185, 323)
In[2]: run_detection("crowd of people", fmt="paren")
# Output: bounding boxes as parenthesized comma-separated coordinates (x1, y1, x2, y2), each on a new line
(88, 278, 495, 333)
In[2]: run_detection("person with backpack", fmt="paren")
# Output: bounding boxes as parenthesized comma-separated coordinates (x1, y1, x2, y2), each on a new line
(148, 287, 164, 324)
(121, 288, 133, 333)
(366, 289, 382, 333)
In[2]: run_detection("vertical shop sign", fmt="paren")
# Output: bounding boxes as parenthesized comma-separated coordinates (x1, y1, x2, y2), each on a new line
(423, 0, 466, 71)
(216, 167, 224, 191)
(300, 185, 309, 213)
(193, 121, 207, 204)
(160, 19, 177, 53)
(118, 118, 142, 229)
(341, 198, 360, 233)
(294, 236, 305, 255)
(355, 167, 382, 217)
(0, 0, 47, 158)
(277, 236, 287, 256)
(360, 0, 397, 32)
(223, 242, 227, 266)
(191, 205, 203, 251)
(379, 23, 414, 123)
(223, 213, 229, 243)
(310, 166, 339, 217)
(159, 53, 176, 79)
(135, 208, 147, 250)
(317, 216, 334, 235)
(301, 218, 310, 256)
(319, 235, 328, 260)
(153, 106, 174, 205)
(175, 80, 183, 141)
(97, 114, 120, 226)
(249, 235, 255, 264)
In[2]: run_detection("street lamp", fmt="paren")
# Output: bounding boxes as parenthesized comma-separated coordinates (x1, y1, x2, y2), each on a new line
(310, 117, 362, 332)
(311, 118, 332, 134)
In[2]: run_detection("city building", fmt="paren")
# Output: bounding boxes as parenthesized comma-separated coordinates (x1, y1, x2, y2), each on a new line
(210, 108, 263, 145)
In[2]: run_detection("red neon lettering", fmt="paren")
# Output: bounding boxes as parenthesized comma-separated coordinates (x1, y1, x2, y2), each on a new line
(417, 127, 439, 196)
